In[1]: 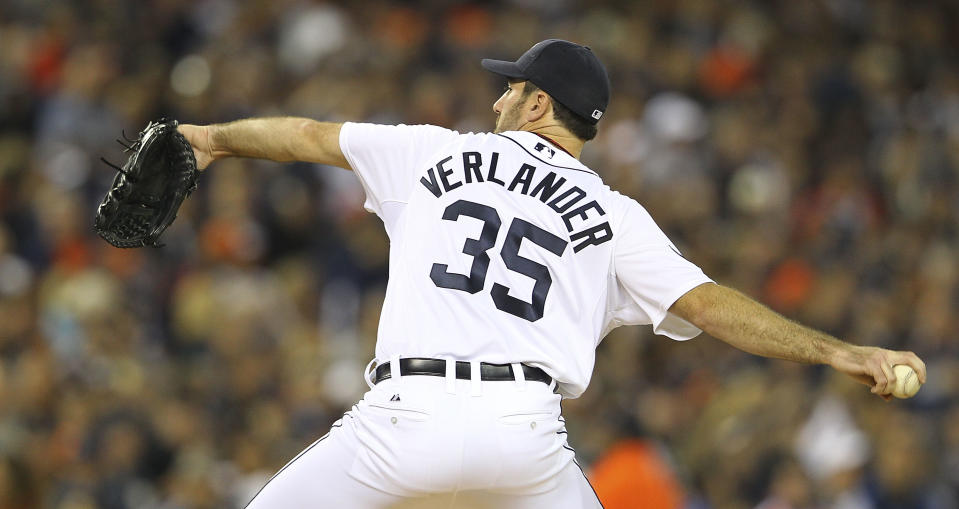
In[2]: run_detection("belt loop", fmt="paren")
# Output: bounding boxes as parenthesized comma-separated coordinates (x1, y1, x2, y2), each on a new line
(389, 354, 401, 385)
(364, 358, 377, 389)
(444, 357, 456, 394)
(470, 361, 482, 397)
(511, 363, 527, 392)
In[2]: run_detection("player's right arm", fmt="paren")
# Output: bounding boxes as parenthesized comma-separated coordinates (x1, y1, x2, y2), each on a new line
(612, 197, 926, 400)
(669, 283, 927, 400)
(178, 118, 350, 170)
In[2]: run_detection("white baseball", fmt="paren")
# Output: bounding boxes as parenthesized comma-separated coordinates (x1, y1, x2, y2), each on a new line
(891, 364, 921, 399)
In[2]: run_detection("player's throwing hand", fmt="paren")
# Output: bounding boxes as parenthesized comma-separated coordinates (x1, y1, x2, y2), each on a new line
(830, 345, 927, 400)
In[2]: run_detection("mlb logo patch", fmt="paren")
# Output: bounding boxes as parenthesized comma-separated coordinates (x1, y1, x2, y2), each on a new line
(591, 109, 603, 120)
(534, 142, 556, 158)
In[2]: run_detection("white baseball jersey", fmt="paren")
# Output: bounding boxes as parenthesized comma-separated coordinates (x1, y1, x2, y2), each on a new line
(339, 123, 713, 398)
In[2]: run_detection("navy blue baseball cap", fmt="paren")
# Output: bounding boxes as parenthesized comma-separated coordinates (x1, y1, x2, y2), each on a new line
(481, 39, 610, 125)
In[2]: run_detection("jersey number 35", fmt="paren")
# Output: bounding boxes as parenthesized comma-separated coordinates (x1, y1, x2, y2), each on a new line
(430, 199, 568, 322)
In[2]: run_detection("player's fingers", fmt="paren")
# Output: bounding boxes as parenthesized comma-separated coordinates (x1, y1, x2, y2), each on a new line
(867, 355, 890, 394)
(850, 373, 875, 387)
(886, 350, 925, 384)
(875, 356, 896, 395)
(897, 351, 927, 384)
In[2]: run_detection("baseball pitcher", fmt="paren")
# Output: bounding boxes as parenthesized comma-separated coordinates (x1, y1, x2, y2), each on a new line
(175, 40, 926, 508)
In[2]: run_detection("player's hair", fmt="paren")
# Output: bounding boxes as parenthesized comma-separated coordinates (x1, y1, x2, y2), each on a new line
(521, 81, 599, 141)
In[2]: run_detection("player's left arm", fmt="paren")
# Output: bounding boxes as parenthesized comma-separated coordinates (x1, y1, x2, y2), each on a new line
(669, 282, 927, 400)
(177, 117, 349, 170)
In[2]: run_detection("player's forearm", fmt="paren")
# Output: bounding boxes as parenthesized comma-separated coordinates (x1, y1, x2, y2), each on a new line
(208, 117, 349, 168)
(671, 283, 851, 365)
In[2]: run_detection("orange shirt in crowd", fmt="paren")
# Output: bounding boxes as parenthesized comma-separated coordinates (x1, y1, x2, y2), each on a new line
(589, 439, 684, 509)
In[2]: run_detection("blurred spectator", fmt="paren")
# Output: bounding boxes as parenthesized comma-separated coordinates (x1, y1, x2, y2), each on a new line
(589, 433, 684, 509)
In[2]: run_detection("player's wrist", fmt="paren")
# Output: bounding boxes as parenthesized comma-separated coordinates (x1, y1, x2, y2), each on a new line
(206, 124, 227, 160)
(827, 343, 865, 371)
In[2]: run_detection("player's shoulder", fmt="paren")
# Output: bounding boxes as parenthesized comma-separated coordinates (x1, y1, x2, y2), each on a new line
(604, 189, 645, 210)
(341, 122, 466, 145)
(598, 190, 662, 231)
(341, 122, 462, 137)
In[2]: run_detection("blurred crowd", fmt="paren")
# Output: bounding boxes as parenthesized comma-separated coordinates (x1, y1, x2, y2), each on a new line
(0, 0, 957, 508)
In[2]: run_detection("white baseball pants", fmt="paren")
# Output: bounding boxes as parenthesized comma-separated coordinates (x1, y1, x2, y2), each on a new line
(245, 367, 603, 508)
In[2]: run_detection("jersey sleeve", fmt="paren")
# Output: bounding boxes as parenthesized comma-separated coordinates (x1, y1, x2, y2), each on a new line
(339, 122, 461, 216)
(609, 197, 714, 340)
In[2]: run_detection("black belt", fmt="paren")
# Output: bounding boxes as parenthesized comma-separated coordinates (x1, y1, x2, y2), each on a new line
(373, 358, 552, 385)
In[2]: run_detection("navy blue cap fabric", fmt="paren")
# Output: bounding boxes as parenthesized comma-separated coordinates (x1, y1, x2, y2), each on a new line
(481, 39, 610, 125)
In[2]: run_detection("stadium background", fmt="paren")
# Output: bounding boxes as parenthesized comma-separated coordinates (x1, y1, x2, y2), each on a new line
(0, 0, 957, 507)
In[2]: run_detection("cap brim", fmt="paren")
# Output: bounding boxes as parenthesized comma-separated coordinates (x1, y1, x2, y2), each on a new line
(480, 59, 526, 79)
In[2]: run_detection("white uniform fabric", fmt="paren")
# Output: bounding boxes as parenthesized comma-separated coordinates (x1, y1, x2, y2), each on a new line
(245, 124, 714, 508)
(247, 376, 602, 508)
(340, 123, 713, 398)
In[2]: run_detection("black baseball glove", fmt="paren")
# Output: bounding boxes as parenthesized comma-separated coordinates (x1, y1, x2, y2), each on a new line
(95, 119, 198, 248)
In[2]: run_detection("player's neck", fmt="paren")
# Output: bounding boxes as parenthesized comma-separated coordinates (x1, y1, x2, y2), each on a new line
(522, 125, 584, 160)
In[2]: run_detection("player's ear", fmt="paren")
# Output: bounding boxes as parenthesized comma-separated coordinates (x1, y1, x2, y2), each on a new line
(526, 91, 550, 122)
